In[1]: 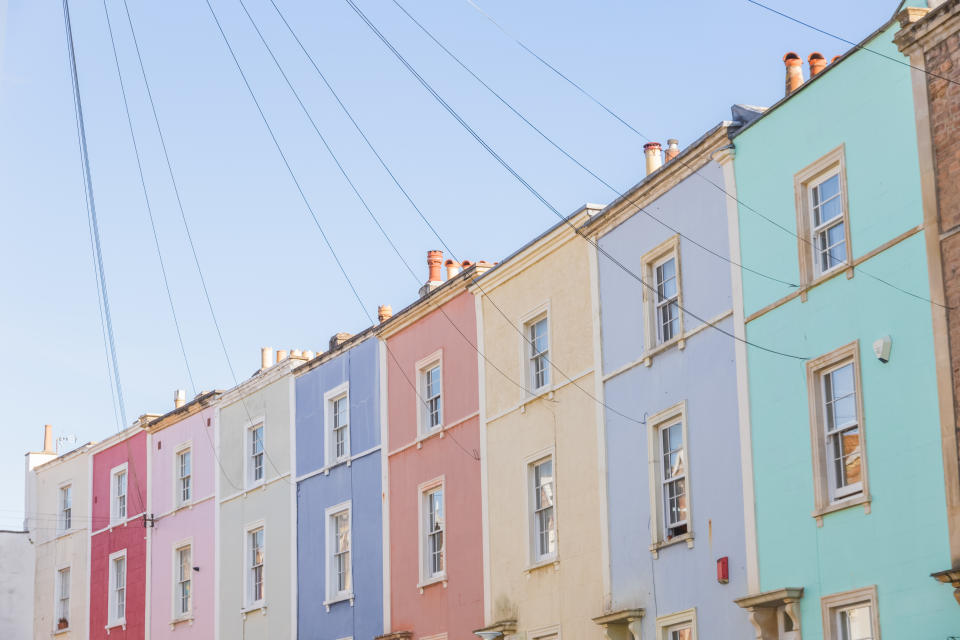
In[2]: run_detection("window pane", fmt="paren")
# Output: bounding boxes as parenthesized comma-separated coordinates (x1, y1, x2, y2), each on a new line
(656, 258, 677, 300)
(535, 461, 554, 509)
(840, 605, 873, 640)
(670, 628, 693, 640)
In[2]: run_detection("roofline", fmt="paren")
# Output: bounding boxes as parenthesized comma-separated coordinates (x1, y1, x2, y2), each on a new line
(468, 203, 603, 287)
(32, 442, 96, 472)
(145, 390, 223, 432)
(293, 327, 378, 376)
(582, 121, 737, 234)
(731, 2, 906, 140)
(86, 423, 147, 456)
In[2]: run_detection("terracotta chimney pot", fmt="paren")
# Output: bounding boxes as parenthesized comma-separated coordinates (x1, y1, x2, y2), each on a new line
(378, 304, 393, 323)
(808, 52, 827, 77)
(174, 389, 186, 409)
(444, 259, 460, 280)
(461, 260, 474, 269)
(261, 347, 273, 370)
(784, 52, 804, 95)
(665, 139, 680, 162)
(644, 142, 663, 175)
(427, 250, 443, 284)
(276, 349, 288, 363)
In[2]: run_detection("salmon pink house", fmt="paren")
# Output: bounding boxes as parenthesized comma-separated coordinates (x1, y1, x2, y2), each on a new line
(145, 391, 220, 639)
(378, 252, 491, 639)
(89, 421, 150, 640)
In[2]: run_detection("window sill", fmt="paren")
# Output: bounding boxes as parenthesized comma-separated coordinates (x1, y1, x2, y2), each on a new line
(244, 480, 266, 492)
(520, 388, 555, 413)
(416, 426, 445, 449)
(169, 615, 194, 629)
(813, 493, 870, 526)
(241, 603, 266, 619)
(105, 620, 126, 632)
(799, 263, 854, 302)
(525, 556, 559, 575)
(641, 335, 686, 368)
(53, 626, 71, 636)
(649, 532, 694, 558)
(418, 575, 447, 593)
(323, 593, 354, 611)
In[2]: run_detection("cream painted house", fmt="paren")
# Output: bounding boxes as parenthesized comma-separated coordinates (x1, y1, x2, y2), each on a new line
(29, 437, 94, 639)
(472, 205, 609, 639)
(216, 350, 302, 640)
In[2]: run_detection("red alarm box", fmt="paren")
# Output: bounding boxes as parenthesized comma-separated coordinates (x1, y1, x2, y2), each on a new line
(717, 556, 729, 584)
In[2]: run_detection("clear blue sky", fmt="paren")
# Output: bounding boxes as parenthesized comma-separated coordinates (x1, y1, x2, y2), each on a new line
(0, 0, 903, 527)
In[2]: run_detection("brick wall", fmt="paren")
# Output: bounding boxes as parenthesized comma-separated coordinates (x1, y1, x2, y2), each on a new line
(925, 25, 960, 458)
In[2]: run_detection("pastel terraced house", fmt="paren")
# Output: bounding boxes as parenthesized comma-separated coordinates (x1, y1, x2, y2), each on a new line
(730, 4, 958, 637)
(145, 391, 220, 639)
(379, 252, 489, 640)
(89, 422, 150, 640)
(216, 348, 302, 640)
(586, 122, 757, 639)
(28, 426, 93, 639)
(472, 206, 607, 639)
(295, 330, 384, 640)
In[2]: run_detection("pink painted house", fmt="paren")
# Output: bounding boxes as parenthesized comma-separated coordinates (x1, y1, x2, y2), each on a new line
(378, 252, 490, 639)
(145, 391, 219, 639)
(89, 423, 149, 640)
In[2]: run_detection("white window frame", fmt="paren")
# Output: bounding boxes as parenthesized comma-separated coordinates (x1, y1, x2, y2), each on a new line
(174, 443, 192, 507)
(173, 540, 193, 620)
(107, 549, 127, 628)
(324, 501, 353, 606)
(646, 402, 693, 551)
(656, 608, 698, 640)
(59, 483, 72, 534)
(821, 586, 880, 640)
(110, 463, 129, 525)
(794, 145, 852, 289)
(641, 235, 684, 352)
(245, 420, 266, 489)
(529, 625, 561, 640)
(418, 476, 446, 586)
(415, 350, 444, 436)
(519, 302, 552, 395)
(324, 382, 351, 466)
(244, 522, 265, 609)
(54, 565, 71, 631)
(806, 341, 870, 520)
(525, 448, 558, 565)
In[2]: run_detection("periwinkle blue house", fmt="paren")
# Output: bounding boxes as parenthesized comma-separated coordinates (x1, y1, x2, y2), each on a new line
(294, 330, 383, 639)
(586, 123, 756, 639)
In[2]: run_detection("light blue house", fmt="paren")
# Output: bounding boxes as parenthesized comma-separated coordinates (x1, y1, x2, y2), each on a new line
(730, 3, 958, 637)
(295, 331, 383, 639)
(586, 124, 756, 639)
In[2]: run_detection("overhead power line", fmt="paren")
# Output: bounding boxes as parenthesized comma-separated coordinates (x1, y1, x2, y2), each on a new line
(342, 0, 809, 361)
(242, 0, 644, 428)
(462, 0, 952, 310)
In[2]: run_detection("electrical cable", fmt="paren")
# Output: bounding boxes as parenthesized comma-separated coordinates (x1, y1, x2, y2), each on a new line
(101, 0, 197, 396)
(343, 0, 810, 361)
(391, 0, 798, 289)
(462, 0, 952, 310)
(745, 0, 960, 88)
(247, 0, 645, 428)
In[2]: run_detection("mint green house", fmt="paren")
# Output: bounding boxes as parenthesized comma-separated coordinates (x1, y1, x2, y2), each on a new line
(727, 4, 958, 638)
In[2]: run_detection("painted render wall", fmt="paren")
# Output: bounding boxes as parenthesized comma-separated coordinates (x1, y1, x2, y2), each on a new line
(384, 289, 484, 638)
(217, 371, 294, 640)
(477, 218, 606, 638)
(596, 160, 754, 637)
(733, 21, 957, 637)
(147, 405, 217, 640)
(32, 446, 92, 639)
(0, 530, 34, 640)
(295, 336, 383, 640)
(90, 429, 148, 640)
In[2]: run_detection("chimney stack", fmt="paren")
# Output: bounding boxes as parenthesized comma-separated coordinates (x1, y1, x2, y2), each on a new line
(664, 139, 680, 163)
(444, 259, 461, 280)
(427, 250, 443, 284)
(43, 424, 55, 454)
(784, 52, 804, 95)
(261, 347, 273, 370)
(174, 389, 186, 409)
(329, 333, 352, 351)
(808, 52, 826, 78)
(644, 142, 663, 175)
(378, 304, 393, 323)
